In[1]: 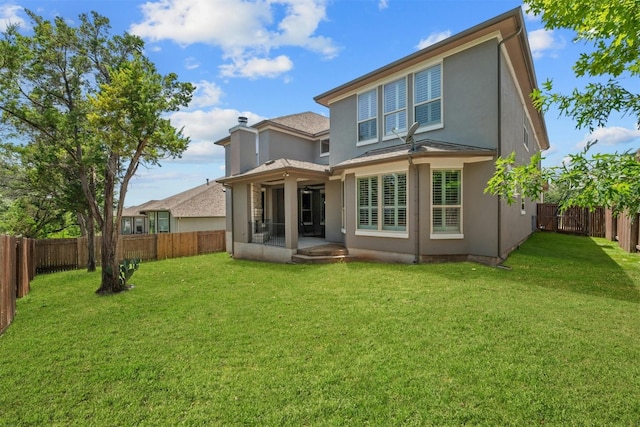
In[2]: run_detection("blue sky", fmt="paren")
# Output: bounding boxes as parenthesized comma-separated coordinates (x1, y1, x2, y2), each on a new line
(2, 0, 639, 206)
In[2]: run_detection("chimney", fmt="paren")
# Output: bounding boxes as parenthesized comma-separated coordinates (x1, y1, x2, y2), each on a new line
(238, 116, 248, 126)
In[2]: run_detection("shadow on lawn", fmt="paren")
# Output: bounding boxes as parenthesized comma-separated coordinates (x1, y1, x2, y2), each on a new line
(504, 232, 640, 304)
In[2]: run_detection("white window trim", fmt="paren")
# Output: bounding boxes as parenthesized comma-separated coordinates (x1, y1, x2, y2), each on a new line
(523, 118, 530, 152)
(357, 88, 378, 146)
(355, 169, 409, 237)
(430, 168, 464, 240)
(414, 62, 444, 131)
(383, 77, 407, 138)
(319, 138, 330, 157)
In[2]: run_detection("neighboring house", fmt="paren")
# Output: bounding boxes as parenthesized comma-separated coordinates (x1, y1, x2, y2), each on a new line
(217, 7, 549, 265)
(121, 180, 226, 234)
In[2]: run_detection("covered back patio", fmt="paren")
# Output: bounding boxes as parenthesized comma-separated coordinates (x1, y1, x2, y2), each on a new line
(219, 159, 331, 263)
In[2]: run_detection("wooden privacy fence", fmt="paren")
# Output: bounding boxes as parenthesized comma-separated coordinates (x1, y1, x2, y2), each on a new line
(36, 230, 226, 274)
(536, 203, 605, 238)
(538, 203, 640, 253)
(1, 230, 224, 335)
(0, 236, 36, 335)
(614, 211, 640, 253)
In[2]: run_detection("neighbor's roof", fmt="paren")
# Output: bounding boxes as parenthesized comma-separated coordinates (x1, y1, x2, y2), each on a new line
(122, 199, 159, 217)
(214, 111, 329, 146)
(314, 7, 549, 151)
(217, 158, 329, 184)
(125, 180, 226, 218)
(331, 140, 496, 171)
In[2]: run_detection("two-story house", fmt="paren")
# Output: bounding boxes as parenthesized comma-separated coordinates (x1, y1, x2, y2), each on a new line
(217, 7, 549, 264)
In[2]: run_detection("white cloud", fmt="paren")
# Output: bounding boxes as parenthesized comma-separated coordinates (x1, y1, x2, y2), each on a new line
(219, 55, 293, 79)
(184, 57, 200, 70)
(577, 126, 640, 149)
(130, 0, 337, 79)
(528, 28, 564, 59)
(378, 0, 389, 10)
(416, 30, 451, 50)
(0, 4, 26, 31)
(189, 80, 224, 108)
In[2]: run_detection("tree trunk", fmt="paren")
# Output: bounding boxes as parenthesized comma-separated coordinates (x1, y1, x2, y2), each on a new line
(95, 154, 127, 294)
(86, 213, 96, 272)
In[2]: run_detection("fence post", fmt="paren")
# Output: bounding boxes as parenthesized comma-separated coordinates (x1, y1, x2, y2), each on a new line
(17, 237, 30, 298)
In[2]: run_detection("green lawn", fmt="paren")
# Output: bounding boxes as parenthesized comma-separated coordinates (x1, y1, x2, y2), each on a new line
(1, 232, 639, 426)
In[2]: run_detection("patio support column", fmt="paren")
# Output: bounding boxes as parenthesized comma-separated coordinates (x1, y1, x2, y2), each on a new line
(284, 174, 298, 249)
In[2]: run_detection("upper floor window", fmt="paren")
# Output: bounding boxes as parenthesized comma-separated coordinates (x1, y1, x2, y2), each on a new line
(358, 88, 377, 142)
(384, 78, 407, 136)
(320, 138, 330, 156)
(523, 121, 529, 150)
(415, 64, 442, 128)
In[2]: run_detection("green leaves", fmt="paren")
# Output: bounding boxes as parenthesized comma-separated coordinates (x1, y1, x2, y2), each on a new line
(487, 145, 640, 216)
(525, 0, 640, 130)
(485, 152, 549, 205)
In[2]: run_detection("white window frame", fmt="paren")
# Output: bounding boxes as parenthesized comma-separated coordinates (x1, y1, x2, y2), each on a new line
(157, 211, 170, 233)
(383, 77, 407, 139)
(523, 119, 530, 152)
(319, 138, 330, 157)
(414, 63, 443, 132)
(357, 88, 378, 145)
(356, 171, 408, 238)
(430, 169, 463, 239)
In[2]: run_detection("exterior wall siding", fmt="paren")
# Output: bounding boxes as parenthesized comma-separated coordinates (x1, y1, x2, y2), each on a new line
(498, 52, 540, 257)
(261, 129, 316, 163)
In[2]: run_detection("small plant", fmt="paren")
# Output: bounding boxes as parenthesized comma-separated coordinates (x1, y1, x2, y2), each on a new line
(119, 258, 140, 288)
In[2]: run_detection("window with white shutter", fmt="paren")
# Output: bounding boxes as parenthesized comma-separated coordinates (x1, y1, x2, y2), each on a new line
(384, 78, 407, 137)
(415, 64, 442, 128)
(358, 89, 377, 142)
(432, 169, 461, 234)
(357, 176, 378, 229)
(357, 172, 407, 232)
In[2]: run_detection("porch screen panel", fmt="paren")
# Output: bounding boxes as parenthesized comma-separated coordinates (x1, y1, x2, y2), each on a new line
(382, 173, 407, 231)
(432, 170, 461, 233)
(415, 65, 442, 127)
(358, 176, 378, 229)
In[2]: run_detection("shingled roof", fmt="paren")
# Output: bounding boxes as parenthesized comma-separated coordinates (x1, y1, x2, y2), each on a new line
(332, 139, 496, 171)
(264, 111, 329, 136)
(124, 180, 226, 218)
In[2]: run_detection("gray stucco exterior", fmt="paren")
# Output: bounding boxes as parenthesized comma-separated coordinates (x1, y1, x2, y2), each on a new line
(217, 7, 549, 265)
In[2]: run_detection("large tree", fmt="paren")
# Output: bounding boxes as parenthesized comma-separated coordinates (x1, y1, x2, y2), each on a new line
(0, 11, 193, 293)
(486, 0, 640, 214)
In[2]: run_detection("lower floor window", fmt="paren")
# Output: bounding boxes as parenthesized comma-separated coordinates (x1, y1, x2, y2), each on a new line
(432, 169, 462, 233)
(357, 172, 407, 232)
(157, 211, 170, 233)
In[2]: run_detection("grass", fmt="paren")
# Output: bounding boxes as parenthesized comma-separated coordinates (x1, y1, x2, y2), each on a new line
(1, 232, 639, 426)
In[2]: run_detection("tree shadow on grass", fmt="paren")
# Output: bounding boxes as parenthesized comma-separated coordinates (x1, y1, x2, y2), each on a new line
(503, 232, 640, 304)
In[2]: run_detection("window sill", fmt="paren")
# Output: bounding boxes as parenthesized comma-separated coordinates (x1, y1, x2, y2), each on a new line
(356, 230, 408, 239)
(356, 138, 378, 147)
(320, 152, 329, 157)
(430, 233, 464, 240)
